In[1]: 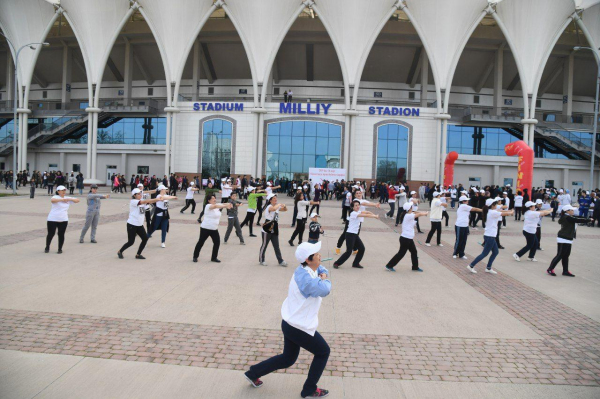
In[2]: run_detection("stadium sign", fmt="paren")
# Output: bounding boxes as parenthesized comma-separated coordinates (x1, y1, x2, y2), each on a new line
(279, 102, 332, 115)
(193, 102, 244, 112)
(368, 106, 420, 116)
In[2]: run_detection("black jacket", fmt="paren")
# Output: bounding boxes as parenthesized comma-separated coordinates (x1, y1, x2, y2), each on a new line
(557, 214, 589, 241)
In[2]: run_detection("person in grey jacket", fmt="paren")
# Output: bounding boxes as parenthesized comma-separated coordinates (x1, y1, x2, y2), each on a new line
(224, 192, 245, 245)
(80, 185, 109, 243)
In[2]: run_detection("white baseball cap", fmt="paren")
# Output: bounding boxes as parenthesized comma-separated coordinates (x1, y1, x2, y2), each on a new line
(562, 204, 574, 212)
(137, 183, 144, 188)
(247, 186, 255, 192)
(310, 212, 320, 218)
(525, 201, 535, 208)
(559, 189, 564, 193)
(480, 190, 485, 193)
(190, 182, 195, 186)
(535, 199, 543, 204)
(266, 193, 277, 201)
(485, 198, 496, 207)
(410, 191, 416, 195)
(132, 188, 142, 195)
(295, 241, 322, 263)
(459, 195, 469, 202)
(158, 185, 167, 191)
(267, 182, 272, 186)
(503, 192, 508, 195)
(403, 202, 413, 211)
(56, 185, 67, 191)
(433, 192, 440, 197)
(506, 184, 511, 187)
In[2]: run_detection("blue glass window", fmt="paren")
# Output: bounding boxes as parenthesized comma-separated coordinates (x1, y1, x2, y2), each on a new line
(266, 121, 341, 180)
(202, 118, 232, 179)
(376, 124, 409, 183)
(61, 117, 167, 145)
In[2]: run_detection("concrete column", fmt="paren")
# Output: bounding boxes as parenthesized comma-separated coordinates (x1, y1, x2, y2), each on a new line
(493, 46, 504, 116)
(164, 111, 172, 176)
(255, 110, 267, 177)
(343, 115, 351, 176)
(121, 152, 127, 176)
(349, 115, 357, 179)
(192, 40, 201, 102)
(563, 168, 570, 189)
(91, 112, 99, 181)
(562, 52, 574, 122)
(20, 113, 27, 171)
(265, 69, 274, 103)
(493, 165, 500, 184)
(59, 152, 65, 172)
(6, 53, 14, 103)
(170, 112, 178, 173)
(420, 53, 429, 108)
(84, 107, 101, 183)
(85, 113, 93, 179)
(61, 45, 72, 103)
(123, 39, 134, 103)
(440, 119, 448, 184)
(251, 112, 259, 177)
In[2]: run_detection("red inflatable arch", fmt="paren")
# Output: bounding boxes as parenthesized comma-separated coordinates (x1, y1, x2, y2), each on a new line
(443, 151, 459, 187)
(504, 140, 533, 194)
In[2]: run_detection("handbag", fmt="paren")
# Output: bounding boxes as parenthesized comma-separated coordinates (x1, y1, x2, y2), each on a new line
(262, 219, 275, 234)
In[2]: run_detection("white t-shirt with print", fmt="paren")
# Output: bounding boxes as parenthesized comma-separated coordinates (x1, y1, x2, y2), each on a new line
(401, 213, 416, 239)
(127, 200, 146, 226)
(484, 209, 502, 237)
(455, 204, 472, 227)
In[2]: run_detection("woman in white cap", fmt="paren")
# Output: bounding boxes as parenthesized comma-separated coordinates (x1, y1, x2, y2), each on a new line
(335, 188, 380, 255)
(240, 186, 266, 237)
(546, 205, 591, 277)
(289, 192, 319, 246)
(180, 181, 198, 214)
(118, 188, 164, 259)
(394, 187, 407, 227)
(385, 202, 428, 272)
(244, 242, 331, 398)
(148, 185, 178, 248)
(513, 201, 552, 262)
(136, 183, 157, 230)
(221, 178, 238, 204)
(193, 193, 232, 263)
(535, 199, 551, 250)
(409, 191, 423, 233)
(467, 198, 513, 274)
(333, 199, 379, 269)
(259, 194, 288, 266)
(425, 191, 447, 247)
(453, 195, 482, 260)
(514, 190, 524, 221)
(45, 185, 80, 254)
(80, 184, 109, 244)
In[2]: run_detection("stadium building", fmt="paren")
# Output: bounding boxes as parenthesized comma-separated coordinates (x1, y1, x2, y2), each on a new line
(0, 0, 599, 191)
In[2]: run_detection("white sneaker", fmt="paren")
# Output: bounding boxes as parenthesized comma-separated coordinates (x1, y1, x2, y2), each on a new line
(539, 247, 544, 251)
(279, 261, 288, 267)
(425, 243, 431, 247)
(438, 244, 444, 247)
(467, 265, 477, 273)
(528, 258, 538, 262)
(161, 243, 165, 248)
(453, 255, 457, 259)
(461, 256, 468, 260)
(485, 268, 497, 274)
(513, 254, 520, 262)
(259, 262, 268, 266)
(472, 227, 478, 230)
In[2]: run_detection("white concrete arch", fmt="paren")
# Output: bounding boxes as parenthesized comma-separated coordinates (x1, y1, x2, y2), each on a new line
(137, 0, 216, 106)
(0, 0, 59, 106)
(221, 0, 304, 108)
(578, 3, 600, 63)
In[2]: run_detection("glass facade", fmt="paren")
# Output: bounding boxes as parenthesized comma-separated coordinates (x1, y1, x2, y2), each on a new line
(447, 125, 571, 159)
(202, 118, 232, 179)
(62, 117, 167, 144)
(376, 123, 409, 183)
(266, 121, 341, 180)
(0, 120, 13, 143)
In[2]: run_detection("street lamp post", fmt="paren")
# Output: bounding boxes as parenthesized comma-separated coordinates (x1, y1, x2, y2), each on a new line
(0, 32, 49, 194)
(574, 46, 600, 190)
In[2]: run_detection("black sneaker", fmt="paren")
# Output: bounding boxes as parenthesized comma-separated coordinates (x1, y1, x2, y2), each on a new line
(57, 249, 63, 254)
(135, 254, 146, 260)
(562, 272, 575, 277)
(211, 259, 221, 263)
(193, 258, 198, 263)
(244, 372, 263, 388)
(302, 387, 329, 397)
(288, 240, 294, 247)
(117, 251, 124, 259)
(333, 264, 339, 269)
(44, 247, 49, 253)
(547, 270, 556, 276)
(352, 264, 364, 269)
(249, 234, 257, 237)
(91, 240, 97, 243)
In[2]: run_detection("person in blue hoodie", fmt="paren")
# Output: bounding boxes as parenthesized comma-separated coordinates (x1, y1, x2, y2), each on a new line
(244, 242, 331, 398)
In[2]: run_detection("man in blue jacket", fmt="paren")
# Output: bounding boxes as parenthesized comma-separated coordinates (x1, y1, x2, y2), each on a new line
(244, 242, 331, 398)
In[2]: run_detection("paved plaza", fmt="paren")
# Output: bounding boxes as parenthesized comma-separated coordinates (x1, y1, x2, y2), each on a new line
(0, 188, 599, 398)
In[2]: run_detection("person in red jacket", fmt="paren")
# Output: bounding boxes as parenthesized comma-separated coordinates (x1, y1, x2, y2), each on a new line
(385, 185, 399, 219)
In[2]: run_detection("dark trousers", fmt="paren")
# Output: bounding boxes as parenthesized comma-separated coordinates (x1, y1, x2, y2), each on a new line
(453, 226, 469, 257)
(224, 216, 244, 243)
(536, 226, 542, 249)
(514, 206, 523, 221)
(69, 187, 74, 195)
(292, 206, 298, 227)
(495, 221, 502, 247)
(181, 199, 196, 213)
(425, 221, 442, 245)
(386, 202, 395, 218)
(386, 236, 419, 269)
(119, 223, 148, 255)
(471, 235, 499, 269)
(334, 232, 364, 267)
(259, 231, 284, 263)
(247, 320, 329, 397)
(290, 218, 306, 244)
(149, 216, 169, 243)
(309, 204, 320, 215)
(548, 243, 572, 274)
(396, 209, 405, 225)
(336, 220, 360, 250)
(30, 186, 35, 199)
(47, 184, 54, 194)
(341, 205, 349, 221)
(442, 210, 449, 227)
(193, 228, 220, 260)
(46, 221, 68, 251)
(240, 211, 256, 234)
(516, 231, 538, 259)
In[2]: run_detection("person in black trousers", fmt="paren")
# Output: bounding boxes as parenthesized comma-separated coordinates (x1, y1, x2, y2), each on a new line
(547, 205, 591, 277)
(193, 194, 232, 262)
(117, 188, 163, 260)
(333, 200, 379, 269)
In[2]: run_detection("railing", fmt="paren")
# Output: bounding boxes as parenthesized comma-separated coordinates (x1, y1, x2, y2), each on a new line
(100, 98, 163, 114)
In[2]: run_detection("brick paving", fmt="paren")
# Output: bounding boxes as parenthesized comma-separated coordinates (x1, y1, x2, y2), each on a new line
(0, 207, 599, 386)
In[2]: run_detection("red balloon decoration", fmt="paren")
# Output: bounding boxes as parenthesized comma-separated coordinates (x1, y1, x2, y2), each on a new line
(504, 140, 533, 194)
(443, 151, 459, 187)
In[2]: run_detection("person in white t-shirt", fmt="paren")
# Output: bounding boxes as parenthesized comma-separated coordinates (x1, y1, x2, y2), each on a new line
(513, 201, 552, 262)
(333, 199, 379, 269)
(467, 199, 513, 274)
(180, 182, 199, 214)
(425, 192, 448, 247)
(45, 185, 80, 254)
(513, 191, 524, 221)
(453, 195, 482, 259)
(385, 202, 428, 272)
(221, 179, 239, 203)
(118, 188, 164, 260)
(259, 194, 288, 266)
(148, 185, 178, 247)
(193, 193, 232, 263)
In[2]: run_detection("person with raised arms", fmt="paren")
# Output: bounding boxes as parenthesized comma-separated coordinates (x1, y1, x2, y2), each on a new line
(512, 201, 552, 262)
(385, 202, 428, 272)
(46, 185, 80, 254)
(193, 193, 232, 263)
(148, 185, 178, 248)
(180, 181, 199, 214)
(453, 195, 482, 260)
(240, 186, 266, 237)
(79, 184, 109, 244)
